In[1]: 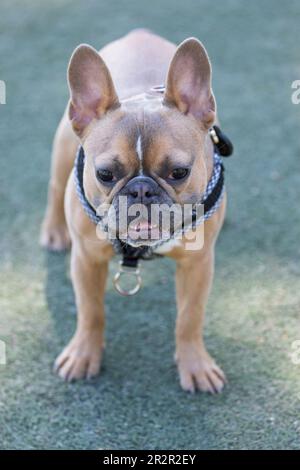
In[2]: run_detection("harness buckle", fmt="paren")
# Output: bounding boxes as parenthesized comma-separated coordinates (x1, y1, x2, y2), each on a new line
(209, 127, 220, 145)
(113, 261, 142, 296)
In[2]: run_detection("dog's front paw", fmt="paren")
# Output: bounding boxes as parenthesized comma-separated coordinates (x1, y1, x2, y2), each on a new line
(40, 217, 71, 252)
(175, 343, 226, 394)
(54, 330, 104, 382)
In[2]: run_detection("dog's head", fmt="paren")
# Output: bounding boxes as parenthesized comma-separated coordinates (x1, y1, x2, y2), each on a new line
(68, 38, 216, 246)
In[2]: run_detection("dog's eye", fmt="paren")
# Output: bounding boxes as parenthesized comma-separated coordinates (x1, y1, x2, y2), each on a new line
(96, 169, 115, 183)
(169, 168, 189, 180)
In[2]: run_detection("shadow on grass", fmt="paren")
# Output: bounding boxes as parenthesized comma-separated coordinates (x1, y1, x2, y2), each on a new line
(37, 243, 300, 449)
(44, 249, 77, 345)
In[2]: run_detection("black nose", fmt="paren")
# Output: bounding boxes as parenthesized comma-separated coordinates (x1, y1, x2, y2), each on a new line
(126, 177, 159, 203)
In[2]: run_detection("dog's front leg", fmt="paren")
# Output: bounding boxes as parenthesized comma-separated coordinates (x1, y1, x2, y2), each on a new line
(40, 114, 78, 252)
(54, 244, 108, 381)
(175, 249, 226, 393)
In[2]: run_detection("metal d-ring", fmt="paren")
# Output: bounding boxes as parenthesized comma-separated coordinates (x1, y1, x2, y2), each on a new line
(113, 261, 142, 296)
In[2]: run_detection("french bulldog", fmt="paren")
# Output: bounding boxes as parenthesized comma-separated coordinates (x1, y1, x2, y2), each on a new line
(40, 29, 227, 393)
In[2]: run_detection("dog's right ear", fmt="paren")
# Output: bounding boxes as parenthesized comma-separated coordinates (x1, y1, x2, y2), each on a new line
(67, 44, 119, 138)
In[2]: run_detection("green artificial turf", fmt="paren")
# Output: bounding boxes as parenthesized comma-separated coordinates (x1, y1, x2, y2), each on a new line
(1, 0, 300, 450)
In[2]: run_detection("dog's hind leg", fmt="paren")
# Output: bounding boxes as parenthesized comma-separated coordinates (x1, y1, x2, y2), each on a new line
(40, 111, 78, 251)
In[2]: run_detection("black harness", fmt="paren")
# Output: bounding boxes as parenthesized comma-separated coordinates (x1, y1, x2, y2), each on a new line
(74, 125, 233, 271)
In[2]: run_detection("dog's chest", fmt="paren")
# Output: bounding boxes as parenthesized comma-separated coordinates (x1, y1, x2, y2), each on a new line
(153, 239, 182, 255)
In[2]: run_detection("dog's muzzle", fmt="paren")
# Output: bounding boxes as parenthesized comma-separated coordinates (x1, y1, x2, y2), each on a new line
(110, 175, 175, 246)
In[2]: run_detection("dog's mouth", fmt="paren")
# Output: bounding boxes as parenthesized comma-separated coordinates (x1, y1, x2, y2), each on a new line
(123, 219, 164, 247)
(103, 180, 195, 247)
(128, 220, 159, 237)
(108, 211, 184, 247)
(99, 197, 198, 248)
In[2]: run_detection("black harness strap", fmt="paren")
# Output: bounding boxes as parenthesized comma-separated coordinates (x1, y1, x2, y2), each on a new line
(202, 162, 224, 216)
(120, 245, 153, 268)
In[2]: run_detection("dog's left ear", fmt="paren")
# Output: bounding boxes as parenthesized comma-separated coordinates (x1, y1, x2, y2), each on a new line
(164, 38, 216, 129)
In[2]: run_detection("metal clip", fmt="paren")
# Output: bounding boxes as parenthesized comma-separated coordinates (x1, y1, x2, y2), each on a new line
(209, 127, 220, 145)
(113, 261, 142, 296)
